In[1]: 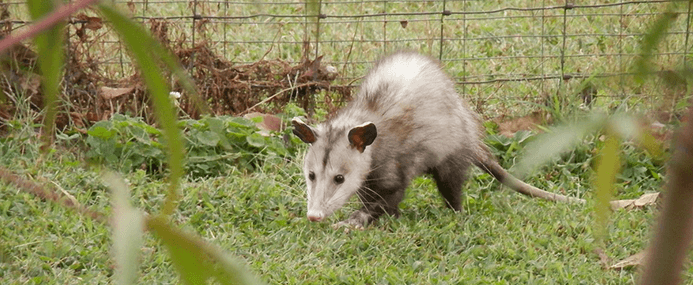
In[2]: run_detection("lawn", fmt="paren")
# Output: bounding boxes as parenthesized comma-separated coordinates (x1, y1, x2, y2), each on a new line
(0, 114, 670, 283)
(0, 0, 688, 284)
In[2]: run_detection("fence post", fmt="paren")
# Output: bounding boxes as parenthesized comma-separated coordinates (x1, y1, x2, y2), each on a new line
(314, 0, 322, 59)
(540, 0, 545, 97)
(684, 1, 692, 70)
(223, 0, 228, 58)
(303, 0, 322, 60)
(461, 0, 467, 97)
(619, 1, 625, 96)
(191, 0, 198, 69)
(556, 1, 572, 103)
(382, 0, 388, 52)
(438, 0, 448, 61)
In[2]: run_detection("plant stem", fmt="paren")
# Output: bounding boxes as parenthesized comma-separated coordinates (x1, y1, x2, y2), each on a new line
(0, 0, 99, 53)
(640, 108, 693, 285)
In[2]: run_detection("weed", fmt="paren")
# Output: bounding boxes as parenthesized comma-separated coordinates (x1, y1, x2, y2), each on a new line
(85, 113, 301, 178)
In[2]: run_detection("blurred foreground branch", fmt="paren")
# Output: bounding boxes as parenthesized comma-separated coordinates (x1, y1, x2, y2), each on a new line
(0, 167, 107, 223)
(640, 107, 693, 285)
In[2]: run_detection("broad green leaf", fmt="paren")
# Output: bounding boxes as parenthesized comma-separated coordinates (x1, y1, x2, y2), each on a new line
(593, 134, 620, 240)
(198, 131, 221, 147)
(98, 4, 184, 216)
(246, 133, 266, 148)
(103, 172, 144, 285)
(206, 117, 226, 133)
(512, 113, 606, 178)
(128, 125, 151, 144)
(87, 126, 115, 140)
(228, 117, 256, 128)
(27, 0, 64, 148)
(147, 216, 265, 285)
(249, 116, 263, 123)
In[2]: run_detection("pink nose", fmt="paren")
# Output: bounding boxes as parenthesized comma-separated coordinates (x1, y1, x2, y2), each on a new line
(307, 215, 322, 222)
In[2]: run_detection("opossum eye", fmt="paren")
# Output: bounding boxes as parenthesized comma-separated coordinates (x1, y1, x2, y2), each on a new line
(308, 171, 315, 181)
(334, 175, 344, 184)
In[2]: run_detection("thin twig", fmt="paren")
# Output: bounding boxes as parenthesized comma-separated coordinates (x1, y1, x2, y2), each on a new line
(240, 82, 320, 115)
(0, 167, 107, 223)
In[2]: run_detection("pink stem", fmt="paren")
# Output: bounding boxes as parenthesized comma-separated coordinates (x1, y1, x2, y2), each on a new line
(0, 0, 99, 53)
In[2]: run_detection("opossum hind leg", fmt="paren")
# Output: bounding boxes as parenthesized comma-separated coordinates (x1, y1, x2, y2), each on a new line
(431, 154, 470, 211)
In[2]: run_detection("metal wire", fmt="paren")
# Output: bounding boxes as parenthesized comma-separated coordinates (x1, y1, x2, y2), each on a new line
(3, 0, 688, 112)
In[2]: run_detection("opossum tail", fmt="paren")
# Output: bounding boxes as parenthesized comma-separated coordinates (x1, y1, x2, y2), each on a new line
(474, 158, 586, 204)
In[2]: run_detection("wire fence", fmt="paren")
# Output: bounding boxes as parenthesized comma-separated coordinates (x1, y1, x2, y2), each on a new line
(2, 0, 690, 118)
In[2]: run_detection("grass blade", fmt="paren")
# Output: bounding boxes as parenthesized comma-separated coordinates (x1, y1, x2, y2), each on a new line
(98, 4, 184, 216)
(593, 133, 620, 240)
(633, 3, 679, 83)
(154, 43, 210, 116)
(26, 0, 64, 149)
(103, 172, 144, 285)
(147, 216, 265, 285)
(609, 114, 665, 160)
(511, 113, 606, 178)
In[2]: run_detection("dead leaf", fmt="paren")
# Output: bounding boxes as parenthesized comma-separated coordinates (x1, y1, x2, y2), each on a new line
(100, 87, 134, 100)
(494, 111, 543, 137)
(127, 1, 136, 13)
(610, 192, 660, 210)
(84, 17, 103, 31)
(611, 250, 647, 270)
(20, 73, 41, 97)
(86, 111, 99, 123)
(70, 112, 85, 128)
(76, 13, 103, 31)
(244, 112, 283, 136)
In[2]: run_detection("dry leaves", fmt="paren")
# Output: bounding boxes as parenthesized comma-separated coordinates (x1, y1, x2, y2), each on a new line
(610, 192, 660, 210)
(611, 250, 648, 270)
(243, 112, 283, 136)
(100, 86, 135, 100)
(494, 111, 544, 137)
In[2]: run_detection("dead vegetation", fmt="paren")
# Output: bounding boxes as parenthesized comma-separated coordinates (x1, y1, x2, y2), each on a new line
(0, 11, 349, 133)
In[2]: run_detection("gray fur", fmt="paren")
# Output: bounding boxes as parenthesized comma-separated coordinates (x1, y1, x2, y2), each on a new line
(292, 51, 584, 227)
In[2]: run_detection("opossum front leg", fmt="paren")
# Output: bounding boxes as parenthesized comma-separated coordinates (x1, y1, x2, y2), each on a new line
(333, 187, 405, 228)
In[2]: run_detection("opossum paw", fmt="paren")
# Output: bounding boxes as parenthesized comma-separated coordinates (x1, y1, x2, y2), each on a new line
(331, 211, 371, 230)
(331, 219, 365, 231)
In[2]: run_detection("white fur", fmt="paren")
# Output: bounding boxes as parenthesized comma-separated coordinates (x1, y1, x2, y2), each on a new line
(300, 51, 483, 223)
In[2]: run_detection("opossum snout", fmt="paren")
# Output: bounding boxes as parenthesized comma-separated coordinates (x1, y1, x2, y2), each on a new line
(307, 210, 325, 222)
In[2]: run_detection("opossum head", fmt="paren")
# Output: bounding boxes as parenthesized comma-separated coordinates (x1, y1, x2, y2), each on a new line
(291, 117, 377, 222)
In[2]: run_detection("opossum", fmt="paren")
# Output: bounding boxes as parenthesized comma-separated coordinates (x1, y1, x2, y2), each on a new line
(292, 51, 584, 227)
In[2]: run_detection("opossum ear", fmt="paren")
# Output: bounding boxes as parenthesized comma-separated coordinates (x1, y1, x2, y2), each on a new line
(291, 117, 317, 144)
(348, 122, 377, 153)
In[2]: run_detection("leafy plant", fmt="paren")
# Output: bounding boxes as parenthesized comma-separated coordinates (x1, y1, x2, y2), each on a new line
(86, 114, 300, 178)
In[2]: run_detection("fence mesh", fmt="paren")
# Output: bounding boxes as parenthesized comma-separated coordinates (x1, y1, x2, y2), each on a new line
(1, 0, 690, 119)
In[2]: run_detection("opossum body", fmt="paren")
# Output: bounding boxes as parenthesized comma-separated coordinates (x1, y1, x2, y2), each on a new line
(292, 51, 583, 227)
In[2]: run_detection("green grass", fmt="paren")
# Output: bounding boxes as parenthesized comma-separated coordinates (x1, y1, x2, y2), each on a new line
(0, 1, 688, 284)
(0, 118, 671, 284)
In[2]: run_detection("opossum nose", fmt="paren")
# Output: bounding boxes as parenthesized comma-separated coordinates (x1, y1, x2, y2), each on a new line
(307, 210, 324, 222)
(307, 215, 323, 222)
